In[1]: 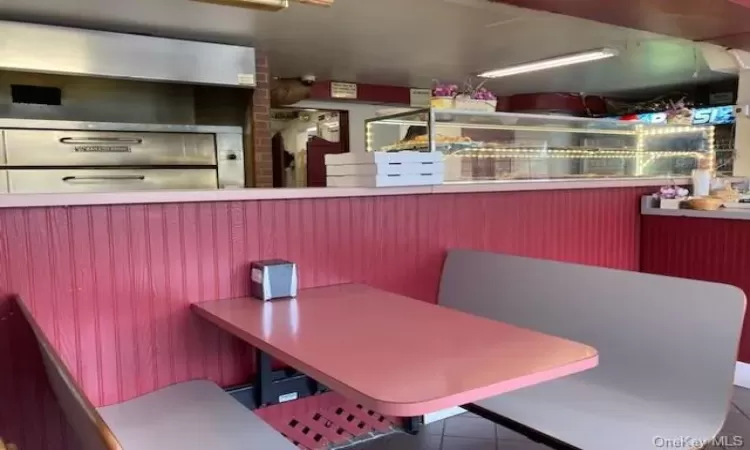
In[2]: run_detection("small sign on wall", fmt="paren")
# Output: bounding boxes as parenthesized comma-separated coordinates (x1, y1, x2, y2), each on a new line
(331, 82, 358, 99)
(410, 88, 431, 107)
(237, 73, 256, 86)
(710, 92, 734, 105)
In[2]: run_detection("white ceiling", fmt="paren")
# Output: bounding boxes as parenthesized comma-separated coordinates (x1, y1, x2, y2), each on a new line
(0, 0, 736, 96)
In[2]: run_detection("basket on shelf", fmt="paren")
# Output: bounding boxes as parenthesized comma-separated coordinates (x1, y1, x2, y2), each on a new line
(710, 184, 740, 203)
(455, 97, 497, 112)
(686, 197, 724, 211)
(431, 97, 454, 110)
(430, 97, 497, 112)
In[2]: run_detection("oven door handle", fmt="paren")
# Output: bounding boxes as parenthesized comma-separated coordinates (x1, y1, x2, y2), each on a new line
(59, 137, 144, 145)
(62, 175, 146, 183)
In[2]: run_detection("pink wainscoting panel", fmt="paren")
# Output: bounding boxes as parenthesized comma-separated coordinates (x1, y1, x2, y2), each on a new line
(0, 187, 647, 449)
(640, 215, 750, 363)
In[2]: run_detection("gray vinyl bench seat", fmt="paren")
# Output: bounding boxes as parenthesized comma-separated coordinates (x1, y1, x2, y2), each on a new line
(469, 377, 711, 449)
(439, 250, 746, 450)
(17, 298, 296, 450)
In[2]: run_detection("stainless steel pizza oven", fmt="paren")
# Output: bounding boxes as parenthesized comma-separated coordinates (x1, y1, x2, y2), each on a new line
(0, 120, 244, 193)
(0, 20, 257, 194)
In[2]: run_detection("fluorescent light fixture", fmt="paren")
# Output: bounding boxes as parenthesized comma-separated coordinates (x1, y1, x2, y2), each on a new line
(478, 48, 618, 79)
(192, 0, 288, 11)
(192, 0, 333, 9)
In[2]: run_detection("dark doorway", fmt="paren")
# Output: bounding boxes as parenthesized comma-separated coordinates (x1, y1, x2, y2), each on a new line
(270, 108, 350, 187)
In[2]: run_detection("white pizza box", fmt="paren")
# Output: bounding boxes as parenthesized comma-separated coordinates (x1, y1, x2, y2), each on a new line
(325, 151, 443, 166)
(326, 172, 444, 188)
(327, 161, 445, 176)
(444, 157, 463, 182)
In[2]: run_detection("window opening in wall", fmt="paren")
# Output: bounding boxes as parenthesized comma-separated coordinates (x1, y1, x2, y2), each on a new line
(271, 108, 349, 187)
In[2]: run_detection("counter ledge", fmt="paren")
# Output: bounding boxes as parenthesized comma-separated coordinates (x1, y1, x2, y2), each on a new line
(641, 195, 750, 221)
(0, 177, 685, 209)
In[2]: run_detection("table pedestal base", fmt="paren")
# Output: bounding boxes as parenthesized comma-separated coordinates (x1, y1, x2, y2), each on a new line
(403, 416, 423, 435)
(251, 350, 327, 408)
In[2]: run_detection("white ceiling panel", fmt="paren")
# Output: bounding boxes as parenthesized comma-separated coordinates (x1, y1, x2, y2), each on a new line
(0, 0, 735, 95)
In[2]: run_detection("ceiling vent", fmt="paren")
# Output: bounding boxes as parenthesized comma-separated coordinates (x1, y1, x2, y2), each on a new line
(192, 0, 333, 10)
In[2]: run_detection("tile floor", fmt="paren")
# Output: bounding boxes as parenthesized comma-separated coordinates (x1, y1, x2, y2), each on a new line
(353, 387, 750, 450)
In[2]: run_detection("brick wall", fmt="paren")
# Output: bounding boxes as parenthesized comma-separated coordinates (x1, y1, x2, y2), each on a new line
(248, 52, 273, 187)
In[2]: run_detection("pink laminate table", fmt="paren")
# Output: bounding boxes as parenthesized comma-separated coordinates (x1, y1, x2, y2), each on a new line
(192, 283, 598, 417)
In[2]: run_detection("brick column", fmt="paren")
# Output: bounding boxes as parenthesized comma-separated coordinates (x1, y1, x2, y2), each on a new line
(247, 52, 273, 187)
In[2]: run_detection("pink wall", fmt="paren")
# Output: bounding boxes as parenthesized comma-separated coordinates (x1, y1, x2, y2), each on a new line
(0, 188, 648, 449)
(641, 215, 750, 363)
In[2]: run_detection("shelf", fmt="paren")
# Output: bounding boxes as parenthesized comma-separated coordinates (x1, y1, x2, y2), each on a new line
(448, 149, 704, 159)
(370, 119, 638, 136)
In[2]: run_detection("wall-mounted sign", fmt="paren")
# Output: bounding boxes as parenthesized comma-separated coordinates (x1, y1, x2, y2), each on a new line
(270, 110, 299, 121)
(409, 88, 431, 107)
(237, 73, 256, 86)
(710, 92, 734, 105)
(615, 105, 736, 126)
(331, 82, 358, 100)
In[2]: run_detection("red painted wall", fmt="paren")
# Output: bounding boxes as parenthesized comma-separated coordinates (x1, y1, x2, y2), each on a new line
(308, 82, 609, 115)
(0, 188, 647, 449)
(641, 215, 750, 362)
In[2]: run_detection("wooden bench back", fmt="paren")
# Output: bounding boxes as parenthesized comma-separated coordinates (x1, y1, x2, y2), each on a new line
(17, 299, 121, 450)
(439, 250, 745, 419)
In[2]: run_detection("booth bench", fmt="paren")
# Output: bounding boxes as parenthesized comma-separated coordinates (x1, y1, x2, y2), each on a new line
(440, 250, 746, 450)
(17, 299, 297, 450)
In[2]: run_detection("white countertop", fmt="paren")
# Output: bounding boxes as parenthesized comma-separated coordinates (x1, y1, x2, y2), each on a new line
(0, 177, 681, 209)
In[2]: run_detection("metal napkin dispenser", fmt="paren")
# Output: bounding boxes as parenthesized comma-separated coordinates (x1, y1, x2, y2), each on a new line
(250, 259, 298, 301)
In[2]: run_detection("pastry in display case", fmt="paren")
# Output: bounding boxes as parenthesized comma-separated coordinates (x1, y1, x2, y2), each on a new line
(365, 108, 716, 182)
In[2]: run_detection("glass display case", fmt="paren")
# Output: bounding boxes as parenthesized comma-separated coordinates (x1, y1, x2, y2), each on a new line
(365, 108, 716, 182)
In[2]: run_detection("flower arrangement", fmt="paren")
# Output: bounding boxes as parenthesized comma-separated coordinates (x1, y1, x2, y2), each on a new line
(432, 83, 459, 98)
(652, 185, 689, 200)
(652, 183, 689, 210)
(664, 99, 693, 125)
(432, 79, 497, 111)
(432, 80, 497, 101)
